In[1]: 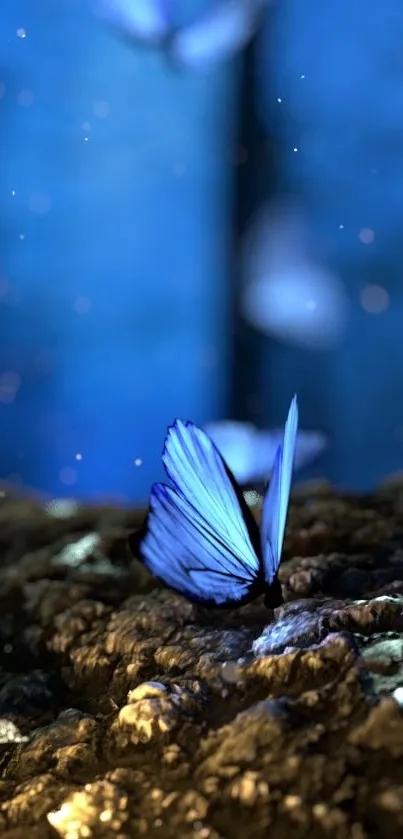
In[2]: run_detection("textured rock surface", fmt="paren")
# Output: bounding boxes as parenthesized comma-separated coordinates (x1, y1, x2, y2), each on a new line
(1, 482, 403, 838)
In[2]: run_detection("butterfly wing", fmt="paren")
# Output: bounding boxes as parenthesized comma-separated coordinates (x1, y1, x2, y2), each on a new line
(137, 420, 262, 606)
(261, 396, 298, 584)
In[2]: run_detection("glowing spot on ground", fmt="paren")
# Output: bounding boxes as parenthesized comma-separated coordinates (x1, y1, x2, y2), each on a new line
(75, 453, 83, 461)
(16, 28, 27, 38)
(220, 661, 244, 684)
(0, 719, 28, 744)
(45, 499, 78, 518)
(134, 458, 143, 466)
(359, 227, 375, 244)
(243, 489, 261, 507)
(360, 284, 389, 314)
(47, 801, 76, 832)
(59, 467, 77, 486)
(393, 687, 403, 707)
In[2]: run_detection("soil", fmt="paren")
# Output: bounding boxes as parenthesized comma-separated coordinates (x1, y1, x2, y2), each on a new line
(0, 478, 403, 839)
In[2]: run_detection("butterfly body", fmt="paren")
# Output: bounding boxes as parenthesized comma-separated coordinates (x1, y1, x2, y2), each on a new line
(130, 397, 298, 609)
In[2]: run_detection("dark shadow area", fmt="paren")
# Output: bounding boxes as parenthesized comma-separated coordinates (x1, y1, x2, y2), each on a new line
(230, 35, 276, 424)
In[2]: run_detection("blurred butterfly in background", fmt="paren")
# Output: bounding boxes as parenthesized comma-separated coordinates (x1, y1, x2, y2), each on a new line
(91, 0, 172, 46)
(129, 396, 298, 608)
(204, 417, 325, 485)
(167, 0, 266, 70)
(91, 0, 270, 68)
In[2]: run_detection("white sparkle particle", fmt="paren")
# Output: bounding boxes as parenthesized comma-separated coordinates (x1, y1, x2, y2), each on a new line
(16, 28, 27, 39)
(134, 458, 142, 466)
(277, 97, 282, 103)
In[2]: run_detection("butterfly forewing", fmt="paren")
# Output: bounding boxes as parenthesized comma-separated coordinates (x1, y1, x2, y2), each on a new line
(139, 420, 261, 605)
(260, 396, 298, 584)
(162, 420, 260, 579)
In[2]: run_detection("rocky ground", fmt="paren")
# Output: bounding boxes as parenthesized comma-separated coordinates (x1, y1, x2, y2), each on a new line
(1, 479, 403, 839)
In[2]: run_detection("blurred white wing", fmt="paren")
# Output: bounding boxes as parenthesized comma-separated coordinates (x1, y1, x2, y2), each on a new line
(205, 419, 326, 484)
(92, 0, 171, 43)
(241, 201, 349, 349)
(170, 0, 266, 69)
(204, 421, 263, 484)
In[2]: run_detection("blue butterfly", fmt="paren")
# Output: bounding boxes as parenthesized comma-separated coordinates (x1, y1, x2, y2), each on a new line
(91, 0, 268, 69)
(130, 396, 298, 608)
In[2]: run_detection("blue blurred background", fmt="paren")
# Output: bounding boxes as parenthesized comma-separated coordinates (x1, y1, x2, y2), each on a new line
(1, 0, 403, 503)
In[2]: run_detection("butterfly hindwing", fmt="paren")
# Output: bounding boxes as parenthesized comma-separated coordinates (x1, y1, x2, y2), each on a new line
(261, 396, 298, 584)
(139, 420, 262, 606)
